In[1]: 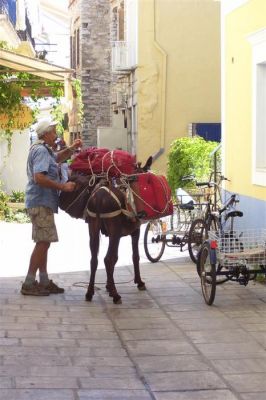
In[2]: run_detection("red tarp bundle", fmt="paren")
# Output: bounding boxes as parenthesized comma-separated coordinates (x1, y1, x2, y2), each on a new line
(70, 147, 137, 177)
(131, 172, 173, 220)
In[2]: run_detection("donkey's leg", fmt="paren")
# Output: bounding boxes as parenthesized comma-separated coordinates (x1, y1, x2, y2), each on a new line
(86, 219, 100, 302)
(104, 236, 121, 304)
(131, 228, 146, 290)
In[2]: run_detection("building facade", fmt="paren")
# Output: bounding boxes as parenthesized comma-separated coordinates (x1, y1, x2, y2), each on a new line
(221, 0, 266, 229)
(69, 0, 220, 171)
(110, 0, 221, 172)
(69, 0, 111, 146)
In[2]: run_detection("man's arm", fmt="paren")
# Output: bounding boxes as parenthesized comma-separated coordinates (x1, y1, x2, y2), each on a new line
(34, 173, 76, 192)
(56, 139, 82, 163)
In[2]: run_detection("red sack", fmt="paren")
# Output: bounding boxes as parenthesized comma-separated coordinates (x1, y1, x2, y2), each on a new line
(102, 150, 136, 176)
(70, 147, 109, 174)
(131, 173, 173, 220)
(70, 147, 136, 177)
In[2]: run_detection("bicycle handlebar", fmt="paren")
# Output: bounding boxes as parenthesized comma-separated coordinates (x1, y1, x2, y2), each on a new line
(195, 176, 229, 188)
(196, 182, 213, 187)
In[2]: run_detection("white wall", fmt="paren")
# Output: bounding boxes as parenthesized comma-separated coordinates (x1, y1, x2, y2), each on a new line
(97, 127, 128, 151)
(38, 0, 70, 68)
(126, 0, 138, 67)
(0, 131, 30, 194)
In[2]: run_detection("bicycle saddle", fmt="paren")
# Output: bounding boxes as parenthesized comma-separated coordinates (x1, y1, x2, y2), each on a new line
(226, 210, 244, 219)
(179, 200, 194, 210)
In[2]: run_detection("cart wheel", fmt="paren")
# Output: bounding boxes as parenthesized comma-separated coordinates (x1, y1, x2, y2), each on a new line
(197, 246, 229, 284)
(199, 242, 216, 305)
(188, 218, 207, 263)
(144, 220, 166, 263)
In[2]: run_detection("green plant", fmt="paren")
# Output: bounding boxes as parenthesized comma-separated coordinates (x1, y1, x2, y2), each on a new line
(0, 41, 64, 150)
(255, 273, 266, 284)
(9, 190, 25, 203)
(0, 183, 29, 223)
(0, 181, 10, 219)
(72, 78, 84, 124)
(167, 136, 220, 193)
(4, 208, 30, 223)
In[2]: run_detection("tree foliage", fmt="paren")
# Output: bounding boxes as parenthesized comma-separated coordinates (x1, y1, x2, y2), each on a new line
(167, 136, 220, 192)
(0, 41, 64, 148)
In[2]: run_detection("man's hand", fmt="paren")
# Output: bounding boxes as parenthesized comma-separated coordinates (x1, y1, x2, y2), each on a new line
(56, 138, 83, 163)
(61, 181, 77, 192)
(69, 138, 82, 152)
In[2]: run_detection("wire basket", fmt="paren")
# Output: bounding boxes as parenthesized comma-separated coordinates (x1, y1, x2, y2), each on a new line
(209, 229, 266, 267)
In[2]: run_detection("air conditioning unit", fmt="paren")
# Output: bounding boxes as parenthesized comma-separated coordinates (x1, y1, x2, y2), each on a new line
(112, 92, 127, 109)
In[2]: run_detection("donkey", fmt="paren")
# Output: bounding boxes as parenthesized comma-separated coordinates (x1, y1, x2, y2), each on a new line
(59, 156, 152, 304)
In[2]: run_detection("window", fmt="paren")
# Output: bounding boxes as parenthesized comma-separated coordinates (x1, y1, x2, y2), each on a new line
(70, 28, 80, 70)
(248, 28, 266, 186)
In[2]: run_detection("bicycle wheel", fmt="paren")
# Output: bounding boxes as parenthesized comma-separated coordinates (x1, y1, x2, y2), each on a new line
(198, 242, 216, 305)
(188, 218, 207, 263)
(144, 220, 166, 263)
(196, 240, 229, 284)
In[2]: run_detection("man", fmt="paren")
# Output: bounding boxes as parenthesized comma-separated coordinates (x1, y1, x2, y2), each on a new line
(21, 117, 82, 296)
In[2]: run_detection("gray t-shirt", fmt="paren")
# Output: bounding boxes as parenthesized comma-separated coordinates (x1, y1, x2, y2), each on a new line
(25, 143, 59, 213)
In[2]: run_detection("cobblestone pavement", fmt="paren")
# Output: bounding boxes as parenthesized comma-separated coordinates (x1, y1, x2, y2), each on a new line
(1, 253, 266, 399)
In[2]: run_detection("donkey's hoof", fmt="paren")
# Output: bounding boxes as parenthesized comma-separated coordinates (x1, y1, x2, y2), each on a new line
(138, 282, 146, 291)
(85, 293, 93, 302)
(113, 295, 122, 304)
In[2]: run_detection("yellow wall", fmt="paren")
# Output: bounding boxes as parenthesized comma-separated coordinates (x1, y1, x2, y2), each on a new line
(137, 0, 221, 174)
(0, 104, 33, 130)
(224, 0, 266, 201)
(16, 42, 35, 57)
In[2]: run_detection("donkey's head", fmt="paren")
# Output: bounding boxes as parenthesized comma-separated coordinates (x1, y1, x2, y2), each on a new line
(135, 156, 153, 173)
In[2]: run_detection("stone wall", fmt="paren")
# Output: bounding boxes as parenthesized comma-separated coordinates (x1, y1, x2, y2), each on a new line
(79, 0, 111, 146)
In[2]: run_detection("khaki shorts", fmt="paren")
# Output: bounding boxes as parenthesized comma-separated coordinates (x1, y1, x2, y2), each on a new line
(27, 206, 58, 243)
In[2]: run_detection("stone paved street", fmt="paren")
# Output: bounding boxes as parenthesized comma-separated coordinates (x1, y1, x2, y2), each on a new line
(1, 214, 266, 399)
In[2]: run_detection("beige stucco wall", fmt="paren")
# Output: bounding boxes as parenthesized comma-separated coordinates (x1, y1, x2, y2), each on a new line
(0, 131, 30, 193)
(137, 0, 221, 174)
(223, 0, 266, 201)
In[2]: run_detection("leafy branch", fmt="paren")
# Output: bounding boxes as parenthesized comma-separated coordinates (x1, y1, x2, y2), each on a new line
(0, 41, 64, 150)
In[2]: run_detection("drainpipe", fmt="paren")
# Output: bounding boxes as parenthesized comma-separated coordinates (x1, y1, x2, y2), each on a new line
(152, 0, 167, 162)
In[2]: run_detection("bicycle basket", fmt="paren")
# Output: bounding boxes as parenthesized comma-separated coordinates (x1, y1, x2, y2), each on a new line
(208, 229, 266, 267)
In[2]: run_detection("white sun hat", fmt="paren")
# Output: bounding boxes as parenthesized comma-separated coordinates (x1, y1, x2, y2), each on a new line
(36, 118, 57, 138)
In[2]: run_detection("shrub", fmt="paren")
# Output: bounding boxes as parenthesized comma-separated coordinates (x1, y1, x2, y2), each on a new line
(0, 183, 29, 223)
(9, 190, 25, 203)
(167, 136, 220, 193)
(0, 182, 9, 220)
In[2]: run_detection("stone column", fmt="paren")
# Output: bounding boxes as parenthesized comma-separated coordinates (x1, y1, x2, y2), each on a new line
(80, 0, 111, 146)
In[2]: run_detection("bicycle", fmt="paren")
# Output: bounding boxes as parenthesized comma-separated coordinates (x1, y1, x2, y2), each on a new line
(198, 228, 266, 305)
(187, 174, 231, 263)
(143, 185, 206, 263)
(195, 192, 244, 284)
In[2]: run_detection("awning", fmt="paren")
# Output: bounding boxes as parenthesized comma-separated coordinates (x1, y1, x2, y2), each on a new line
(0, 48, 73, 81)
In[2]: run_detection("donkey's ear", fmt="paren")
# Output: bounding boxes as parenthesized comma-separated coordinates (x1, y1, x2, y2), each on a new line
(143, 156, 153, 172)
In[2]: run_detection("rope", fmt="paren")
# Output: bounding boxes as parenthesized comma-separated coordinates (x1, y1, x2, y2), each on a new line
(64, 183, 91, 212)
(86, 185, 135, 219)
(63, 173, 107, 213)
(129, 174, 172, 215)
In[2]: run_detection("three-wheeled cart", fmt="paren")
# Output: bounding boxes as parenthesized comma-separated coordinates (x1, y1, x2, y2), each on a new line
(198, 229, 266, 305)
